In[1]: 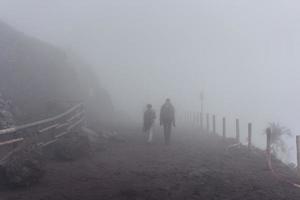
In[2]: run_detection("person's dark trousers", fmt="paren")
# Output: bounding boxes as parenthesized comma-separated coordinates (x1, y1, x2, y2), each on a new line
(163, 122, 172, 145)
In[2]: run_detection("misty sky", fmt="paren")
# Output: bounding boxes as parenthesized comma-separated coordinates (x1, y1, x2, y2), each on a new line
(1, 0, 300, 157)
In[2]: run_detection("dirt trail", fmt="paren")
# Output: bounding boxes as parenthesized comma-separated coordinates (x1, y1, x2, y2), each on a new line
(1, 126, 300, 200)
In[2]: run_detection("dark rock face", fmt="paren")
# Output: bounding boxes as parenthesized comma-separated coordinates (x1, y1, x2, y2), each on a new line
(0, 20, 113, 126)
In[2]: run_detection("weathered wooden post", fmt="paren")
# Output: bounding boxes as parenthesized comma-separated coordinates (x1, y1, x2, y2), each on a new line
(266, 128, 271, 155)
(222, 117, 226, 139)
(297, 136, 300, 173)
(206, 113, 210, 133)
(236, 119, 240, 143)
(248, 123, 252, 149)
(212, 115, 216, 134)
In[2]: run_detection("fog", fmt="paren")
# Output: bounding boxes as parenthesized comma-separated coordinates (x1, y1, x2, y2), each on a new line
(1, 0, 300, 160)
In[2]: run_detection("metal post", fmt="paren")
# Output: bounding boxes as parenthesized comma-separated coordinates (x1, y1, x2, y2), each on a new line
(212, 115, 216, 134)
(192, 112, 195, 125)
(200, 91, 204, 131)
(206, 113, 210, 133)
(236, 119, 240, 143)
(266, 128, 271, 155)
(222, 117, 226, 139)
(248, 123, 252, 150)
(297, 136, 300, 173)
(200, 112, 203, 131)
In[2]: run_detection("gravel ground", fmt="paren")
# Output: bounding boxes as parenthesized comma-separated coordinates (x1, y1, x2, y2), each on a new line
(0, 126, 300, 200)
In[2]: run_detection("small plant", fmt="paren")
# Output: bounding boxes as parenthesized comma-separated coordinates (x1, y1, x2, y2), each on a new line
(265, 122, 292, 161)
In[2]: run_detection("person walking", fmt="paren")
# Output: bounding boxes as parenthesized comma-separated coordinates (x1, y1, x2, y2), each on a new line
(160, 98, 175, 145)
(143, 104, 156, 143)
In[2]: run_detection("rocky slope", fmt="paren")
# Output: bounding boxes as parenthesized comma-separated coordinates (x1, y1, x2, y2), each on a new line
(0, 20, 113, 126)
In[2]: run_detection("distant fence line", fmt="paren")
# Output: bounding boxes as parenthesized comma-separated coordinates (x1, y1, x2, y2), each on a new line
(181, 111, 300, 174)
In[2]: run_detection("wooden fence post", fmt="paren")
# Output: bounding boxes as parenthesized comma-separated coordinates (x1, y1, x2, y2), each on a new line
(266, 128, 271, 155)
(297, 136, 300, 173)
(222, 117, 226, 139)
(236, 119, 240, 143)
(212, 115, 216, 134)
(206, 113, 210, 133)
(248, 123, 252, 149)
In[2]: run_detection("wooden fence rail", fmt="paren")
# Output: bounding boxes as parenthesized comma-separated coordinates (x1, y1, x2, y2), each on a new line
(0, 103, 85, 158)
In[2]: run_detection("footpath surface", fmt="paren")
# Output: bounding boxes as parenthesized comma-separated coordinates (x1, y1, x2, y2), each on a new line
(0, 126, 300, 200)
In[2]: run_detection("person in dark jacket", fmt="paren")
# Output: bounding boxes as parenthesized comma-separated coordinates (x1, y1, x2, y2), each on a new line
(143, 104, 156, 143)
(160, 98, 175, 145)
